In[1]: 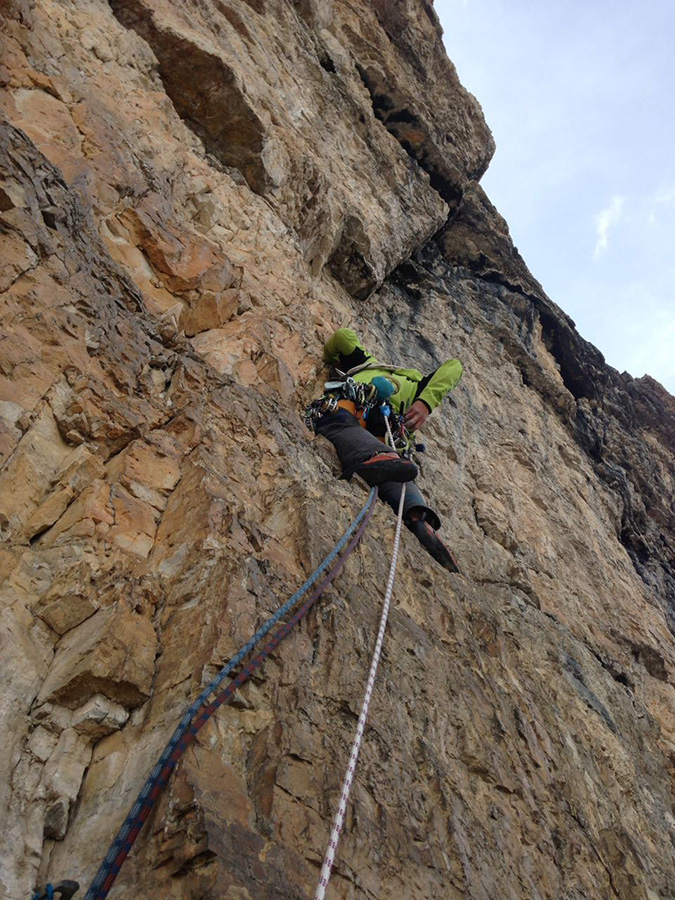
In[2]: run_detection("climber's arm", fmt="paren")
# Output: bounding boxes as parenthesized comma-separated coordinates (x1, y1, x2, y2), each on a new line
(414, 359, 464, 413)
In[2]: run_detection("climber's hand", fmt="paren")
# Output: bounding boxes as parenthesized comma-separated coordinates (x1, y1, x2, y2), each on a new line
(404, 400, 429, 431)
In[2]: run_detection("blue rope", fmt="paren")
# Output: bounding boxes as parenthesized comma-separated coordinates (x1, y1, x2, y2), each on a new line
(84, 488, 377, 900)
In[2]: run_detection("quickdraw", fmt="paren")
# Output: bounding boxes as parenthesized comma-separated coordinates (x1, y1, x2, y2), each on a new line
(304, 376, 379, 430)
(383, 408, 411, 455)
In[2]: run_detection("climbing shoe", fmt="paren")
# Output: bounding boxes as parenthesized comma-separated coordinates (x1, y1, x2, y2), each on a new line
(355, 452, 418, 486)
(408, 519, 460, 573)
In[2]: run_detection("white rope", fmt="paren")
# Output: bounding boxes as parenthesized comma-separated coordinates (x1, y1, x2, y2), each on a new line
(313, 474, 406, 900)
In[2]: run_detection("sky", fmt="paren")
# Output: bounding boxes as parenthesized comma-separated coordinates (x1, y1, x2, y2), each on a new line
(435, 0, 675, 394)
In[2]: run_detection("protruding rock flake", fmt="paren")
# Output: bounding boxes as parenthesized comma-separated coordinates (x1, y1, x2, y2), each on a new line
(0, 1, 674, 900)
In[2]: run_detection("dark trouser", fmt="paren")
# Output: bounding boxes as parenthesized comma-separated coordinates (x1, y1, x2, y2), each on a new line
(315, 410, 441, 530)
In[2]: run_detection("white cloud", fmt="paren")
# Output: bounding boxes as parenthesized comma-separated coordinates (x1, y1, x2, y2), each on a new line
(593, 195, 624, 258)
(653, 186, 675, 206)
(647, 186, 675, 229)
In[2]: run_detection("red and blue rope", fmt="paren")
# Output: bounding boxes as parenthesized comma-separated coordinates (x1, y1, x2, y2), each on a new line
(82, 489, 377, 900)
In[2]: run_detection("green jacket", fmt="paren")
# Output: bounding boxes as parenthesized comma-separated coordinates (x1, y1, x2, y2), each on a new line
(323, 328, 463, 415)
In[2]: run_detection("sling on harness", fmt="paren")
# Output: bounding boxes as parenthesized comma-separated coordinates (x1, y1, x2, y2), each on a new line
(304, 375, 381, 430)
(305, 375, 420, 458)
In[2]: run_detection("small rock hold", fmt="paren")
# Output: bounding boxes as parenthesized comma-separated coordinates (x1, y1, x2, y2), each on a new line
(0, 179, 28, 211)
(36, 584, 98, 635)
(43, 798, 70, 841)
(32, 703, 73, 734)
(85, 329, 100, 351)
(71, 694, 129, 738)
(41, 205, 65, 229)
(28, 725, 59, 763)
(64, 429, 86, 445)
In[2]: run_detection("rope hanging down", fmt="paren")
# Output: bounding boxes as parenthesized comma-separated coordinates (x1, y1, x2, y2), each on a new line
(313, 482, 406, 900)
(81, 488, 377, 900)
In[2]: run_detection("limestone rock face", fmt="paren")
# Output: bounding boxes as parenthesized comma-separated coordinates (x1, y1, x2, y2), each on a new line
(0, 3, 674, 900)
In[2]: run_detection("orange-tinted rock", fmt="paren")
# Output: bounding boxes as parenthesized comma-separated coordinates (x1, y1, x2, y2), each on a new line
(37, 604, 158, 709)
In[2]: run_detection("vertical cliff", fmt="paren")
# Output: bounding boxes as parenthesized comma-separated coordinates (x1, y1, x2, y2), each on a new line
(1, 1, 674, 899)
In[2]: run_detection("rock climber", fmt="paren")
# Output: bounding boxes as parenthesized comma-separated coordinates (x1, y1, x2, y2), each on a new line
(309, 328, 463, 572)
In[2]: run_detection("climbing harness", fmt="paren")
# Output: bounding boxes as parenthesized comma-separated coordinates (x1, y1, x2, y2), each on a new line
(304, 372, 405, 428)
(305, 376, 379, 430)
(34, 489, 377, 900)
(305, 372, 425, 465)
(314, 474, 406, 898)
